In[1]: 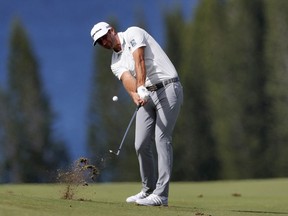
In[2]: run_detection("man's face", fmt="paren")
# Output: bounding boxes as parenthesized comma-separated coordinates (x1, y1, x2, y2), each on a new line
(97, 30, 114, 49)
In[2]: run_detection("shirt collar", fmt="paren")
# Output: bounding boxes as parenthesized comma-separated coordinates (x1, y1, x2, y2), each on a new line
(114, 32, 125, 54)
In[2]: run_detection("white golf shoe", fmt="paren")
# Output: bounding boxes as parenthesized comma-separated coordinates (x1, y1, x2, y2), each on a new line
(135, 194, 168, 206)
(126, 191, 150, 203)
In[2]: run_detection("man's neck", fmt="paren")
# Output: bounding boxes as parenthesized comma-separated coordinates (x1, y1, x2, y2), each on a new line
(113, 34, 122, 52)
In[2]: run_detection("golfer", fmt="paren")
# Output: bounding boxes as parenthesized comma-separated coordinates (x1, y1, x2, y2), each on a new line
(90, 22, 183, 206)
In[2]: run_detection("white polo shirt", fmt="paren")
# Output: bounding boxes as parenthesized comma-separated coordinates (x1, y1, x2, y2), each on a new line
(111, 27, 178, 86)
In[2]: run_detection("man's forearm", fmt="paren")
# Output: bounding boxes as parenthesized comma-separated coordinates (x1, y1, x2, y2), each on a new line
(133, 47, 146, 88)
(120, 71, 137, 97)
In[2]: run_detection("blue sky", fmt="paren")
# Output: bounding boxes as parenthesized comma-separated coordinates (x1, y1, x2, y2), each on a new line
(0, 0, 198, 160)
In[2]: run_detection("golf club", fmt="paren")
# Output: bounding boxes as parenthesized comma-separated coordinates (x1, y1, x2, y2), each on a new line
(109, 105, 141, 156)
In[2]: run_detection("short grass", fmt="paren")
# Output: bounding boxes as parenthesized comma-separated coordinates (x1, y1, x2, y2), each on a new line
(0, 178, 287, 216)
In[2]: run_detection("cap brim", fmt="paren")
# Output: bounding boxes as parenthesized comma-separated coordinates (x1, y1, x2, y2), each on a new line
(92, 27, 111, 46)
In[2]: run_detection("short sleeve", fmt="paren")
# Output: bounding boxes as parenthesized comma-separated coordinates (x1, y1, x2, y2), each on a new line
(125, 27, 147, 53)
(111, 64, 126, 80)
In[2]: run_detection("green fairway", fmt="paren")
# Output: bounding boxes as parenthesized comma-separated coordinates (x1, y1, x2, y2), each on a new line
(0, 178, 287, 216)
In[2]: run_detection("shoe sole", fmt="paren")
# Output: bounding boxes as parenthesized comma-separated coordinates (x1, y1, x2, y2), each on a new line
(135, 202, 168, 207)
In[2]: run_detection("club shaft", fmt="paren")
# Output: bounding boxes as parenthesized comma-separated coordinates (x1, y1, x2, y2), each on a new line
(117, 108, 138, 154)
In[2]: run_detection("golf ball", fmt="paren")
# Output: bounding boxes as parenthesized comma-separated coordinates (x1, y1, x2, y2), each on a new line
(112, 96, 118, 101)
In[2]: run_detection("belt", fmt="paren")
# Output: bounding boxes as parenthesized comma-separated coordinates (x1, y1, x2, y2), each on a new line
(146, 77, 179, 91)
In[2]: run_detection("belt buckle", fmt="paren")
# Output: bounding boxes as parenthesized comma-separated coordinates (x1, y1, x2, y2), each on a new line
(149, 85, 158, 91)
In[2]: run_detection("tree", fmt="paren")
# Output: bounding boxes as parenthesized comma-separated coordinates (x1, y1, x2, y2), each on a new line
(215, 0, 271, 179)
(168, 0, 276, 180)
(0, 87, 8, 181)
(164, 7, 185, 71)
(169, 0, 225, 181)
(0, 19, 69, 183)
(264, 0, 288, 176)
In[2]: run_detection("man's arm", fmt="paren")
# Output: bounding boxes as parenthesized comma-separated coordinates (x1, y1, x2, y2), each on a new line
(119, 46, 149, 106)
(120, 71, 142, 105)
(132, 46, 146, 88)
(132, 46, 149, 103)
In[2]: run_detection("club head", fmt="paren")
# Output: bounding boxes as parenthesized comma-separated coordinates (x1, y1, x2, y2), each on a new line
(109, 149, 120, 156)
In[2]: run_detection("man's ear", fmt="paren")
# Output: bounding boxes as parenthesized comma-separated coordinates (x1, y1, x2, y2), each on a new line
(110, 28, 117, 35)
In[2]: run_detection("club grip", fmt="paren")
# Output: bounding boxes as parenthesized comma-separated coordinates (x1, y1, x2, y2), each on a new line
(136, 104, 141, 110)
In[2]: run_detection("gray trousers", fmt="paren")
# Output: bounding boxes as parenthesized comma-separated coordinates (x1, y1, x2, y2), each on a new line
(135, 81, 183, 197)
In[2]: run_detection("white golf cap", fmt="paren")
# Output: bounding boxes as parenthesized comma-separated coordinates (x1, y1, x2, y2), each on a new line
(90, 22, 111, 46)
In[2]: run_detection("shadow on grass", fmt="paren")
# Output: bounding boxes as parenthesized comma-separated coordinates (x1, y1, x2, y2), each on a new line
(231, 210, 288, 215)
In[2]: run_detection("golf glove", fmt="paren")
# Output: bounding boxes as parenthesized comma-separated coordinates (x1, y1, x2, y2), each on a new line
(137, 85, 150, 100)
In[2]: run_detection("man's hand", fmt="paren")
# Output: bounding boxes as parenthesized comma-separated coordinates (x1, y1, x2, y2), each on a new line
(137, 85, 150, 101)
(120, 72, 148, 107)
(130, 92, 147, 107)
